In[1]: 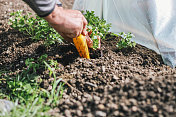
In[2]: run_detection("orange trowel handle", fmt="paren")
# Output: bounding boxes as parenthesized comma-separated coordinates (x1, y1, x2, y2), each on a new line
(73, 34, 90, 59)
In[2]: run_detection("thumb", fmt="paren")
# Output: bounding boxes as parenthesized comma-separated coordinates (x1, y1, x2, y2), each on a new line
(81, 16, 88, 36)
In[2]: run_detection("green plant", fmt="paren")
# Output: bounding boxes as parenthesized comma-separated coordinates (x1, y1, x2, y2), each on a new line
(84, 11, 111, 49)
(0, 55, 64, 116)
(112, 32, 136, 49)
(9, 10, 63, 46)
(49, 59, 59, 69)
(3, 98, 46, 117)
(25, 58, 40, 73)
(43, 61, 64, 106)
(5, 74, 41, 104)
(24, 54, 48, 74)
(84, 11, 111, 39)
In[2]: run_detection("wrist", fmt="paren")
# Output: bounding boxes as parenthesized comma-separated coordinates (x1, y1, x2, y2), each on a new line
(44, 5, 64, 25)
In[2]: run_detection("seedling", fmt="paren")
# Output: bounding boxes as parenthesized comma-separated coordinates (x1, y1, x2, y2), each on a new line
(84, 11, 111, 49)
(25, 58, 40, 73)
(112, 32, 136, 49)
(9, 10, 63, 46)
(43, 61, 64, 106)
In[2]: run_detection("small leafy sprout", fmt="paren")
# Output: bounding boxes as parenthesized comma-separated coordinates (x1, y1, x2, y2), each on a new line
(84, 11, 111, 39)
(9, 10, 63, 46)
(92, 35, 99, 49)
(113, 32, 136, 49)
(84, 11, 111, 49)
(24, 54, 48, 74)
(25, 58, 40, 73)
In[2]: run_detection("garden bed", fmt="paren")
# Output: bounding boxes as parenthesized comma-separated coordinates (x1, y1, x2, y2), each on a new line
(0, 0, 176, 117)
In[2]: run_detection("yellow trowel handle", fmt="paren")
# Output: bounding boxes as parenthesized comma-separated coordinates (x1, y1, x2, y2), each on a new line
(73, 34, 90, 59)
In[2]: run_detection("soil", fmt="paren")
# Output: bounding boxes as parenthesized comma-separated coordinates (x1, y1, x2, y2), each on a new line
(0, 0, 176, 117)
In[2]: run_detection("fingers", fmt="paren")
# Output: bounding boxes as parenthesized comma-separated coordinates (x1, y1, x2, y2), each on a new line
(70, 10, 88, 36)
(97, 35, 101, 49)
(81, 16, 88, 36)
(45, 6, 88, 42)
(86, 35, 93, 48)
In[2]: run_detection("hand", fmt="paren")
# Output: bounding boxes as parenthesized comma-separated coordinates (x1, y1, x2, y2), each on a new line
(44, 5, 87, 42)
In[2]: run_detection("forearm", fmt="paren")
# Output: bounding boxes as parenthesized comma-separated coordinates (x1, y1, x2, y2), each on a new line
(43, 5, 64, 25)
(23, 0, 62, 17)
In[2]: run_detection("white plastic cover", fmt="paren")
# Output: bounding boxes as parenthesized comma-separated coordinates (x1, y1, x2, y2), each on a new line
(73, 0, 176, 68)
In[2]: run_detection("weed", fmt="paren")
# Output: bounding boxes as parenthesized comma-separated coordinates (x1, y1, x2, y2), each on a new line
(23, 54, 48, 75)
(0, 55, 64, 116)
(84, 11, 136, 50)
(84, 11, 111, 39)
(25, 58, 40, 73)
(84, 11, 111, 49)
(112, 32, 136, 49)
(4, 98, 45, 117)
(9, 10, 63, 46)
(43, 61, 64, 105)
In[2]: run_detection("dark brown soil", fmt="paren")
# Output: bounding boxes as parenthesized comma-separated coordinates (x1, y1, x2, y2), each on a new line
(0, 1, 176, 117)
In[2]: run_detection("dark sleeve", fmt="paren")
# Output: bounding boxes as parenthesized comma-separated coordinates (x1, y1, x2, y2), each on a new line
(23, 0, 62, 17)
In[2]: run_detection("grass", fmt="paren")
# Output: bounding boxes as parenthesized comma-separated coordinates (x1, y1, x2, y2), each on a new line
(0, 55, 64, 116)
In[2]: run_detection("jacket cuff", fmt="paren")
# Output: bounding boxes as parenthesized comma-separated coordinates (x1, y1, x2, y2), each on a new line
(56, 0, 62, 7)
(23, 0, 62, 17)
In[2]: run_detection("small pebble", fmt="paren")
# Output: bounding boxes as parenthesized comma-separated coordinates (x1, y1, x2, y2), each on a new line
(76, 110, 82, 116)
(93, 95, 100, 101)
(152, 105, 158, 112)
(113, 111, 119, 116)
(64, 110, 71, 117)
(132, 106, 138, 112)
(87, 113, 93, 117)
(95, 111, 106, 117)
(98, 104, 105, 110)
(101, 66, 106, 72)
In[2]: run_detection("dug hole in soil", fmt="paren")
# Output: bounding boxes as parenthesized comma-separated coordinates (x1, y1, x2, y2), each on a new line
(0, 0, 176, 117)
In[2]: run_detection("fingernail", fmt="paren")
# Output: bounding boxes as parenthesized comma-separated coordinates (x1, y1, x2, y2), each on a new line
(84, 30, 88, 35)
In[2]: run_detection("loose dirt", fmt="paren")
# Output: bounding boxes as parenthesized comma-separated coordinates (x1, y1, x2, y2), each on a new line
(0, 0, 176, 117)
